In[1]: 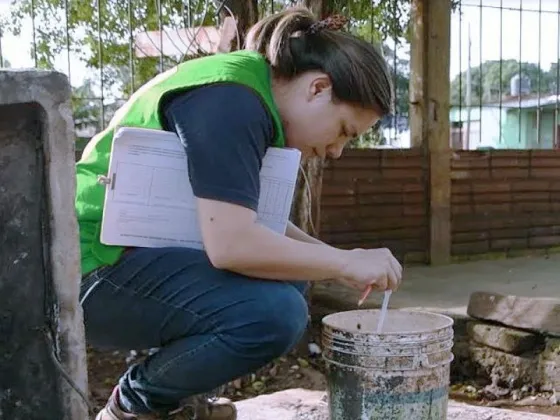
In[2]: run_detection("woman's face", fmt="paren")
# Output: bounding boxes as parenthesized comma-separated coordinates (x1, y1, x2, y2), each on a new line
(273, 72, 381, 159)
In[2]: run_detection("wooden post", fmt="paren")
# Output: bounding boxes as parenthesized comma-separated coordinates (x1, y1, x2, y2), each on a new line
(303, 0, 333, 18)
(408, 0, 424, 150)
(214, 0, 259, 49)
(409, 0, 452, 265)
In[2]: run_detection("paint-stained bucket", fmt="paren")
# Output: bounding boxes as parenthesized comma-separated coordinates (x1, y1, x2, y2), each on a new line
(322, 309, 454, 420)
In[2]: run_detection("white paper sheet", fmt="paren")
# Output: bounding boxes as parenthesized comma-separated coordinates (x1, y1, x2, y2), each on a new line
(99, 127, 301, 249)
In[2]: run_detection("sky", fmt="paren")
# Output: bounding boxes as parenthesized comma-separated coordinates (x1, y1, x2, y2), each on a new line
(0, 0, 89, 87)
(451, 0, 560, 78)
(1, 0, 560, 89)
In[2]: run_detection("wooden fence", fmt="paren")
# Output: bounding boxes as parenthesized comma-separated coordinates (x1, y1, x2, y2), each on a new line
(319, 148, 560, 264)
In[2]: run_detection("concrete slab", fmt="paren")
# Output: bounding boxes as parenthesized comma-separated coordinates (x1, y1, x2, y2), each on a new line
(313, 255, 560, 316)
(467, 321, 541, 355)
(235, 389, 559, 420)
(468, 291, 560, 336)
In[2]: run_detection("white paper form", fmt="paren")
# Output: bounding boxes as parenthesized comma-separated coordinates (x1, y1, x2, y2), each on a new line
(99, 127, 301, 250)
(256, 147, 302, 233)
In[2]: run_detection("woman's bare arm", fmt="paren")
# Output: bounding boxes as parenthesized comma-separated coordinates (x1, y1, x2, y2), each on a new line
(197, 198, 346, 282)
(285, 220, 325, 245)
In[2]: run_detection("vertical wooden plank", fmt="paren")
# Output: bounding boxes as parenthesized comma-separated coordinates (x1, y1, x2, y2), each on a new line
(427, 0, 452, 265)
(409, 0, 425, 149)
(215, 0, 259, 49)
(410, 0, 452, 265)
(303, 0, 333, 18)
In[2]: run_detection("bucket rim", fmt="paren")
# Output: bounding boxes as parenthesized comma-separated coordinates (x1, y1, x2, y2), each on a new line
(321, 308, 455, 336)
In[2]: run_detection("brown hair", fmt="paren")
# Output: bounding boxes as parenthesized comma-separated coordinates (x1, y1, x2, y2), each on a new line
(244, 7, 395, 116)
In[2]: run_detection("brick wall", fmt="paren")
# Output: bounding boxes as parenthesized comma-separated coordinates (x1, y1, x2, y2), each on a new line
(77, 138, 560, 263)
(319, 149, 429, 264)
(319, 148, 560, 263)
(451, 150, 560, 256)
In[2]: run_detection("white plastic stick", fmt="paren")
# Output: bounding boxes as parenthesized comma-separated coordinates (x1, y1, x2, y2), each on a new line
(376, 290, 392, 333)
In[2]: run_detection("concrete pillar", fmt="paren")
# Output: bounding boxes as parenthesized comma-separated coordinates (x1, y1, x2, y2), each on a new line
(0, 70, 89, 420)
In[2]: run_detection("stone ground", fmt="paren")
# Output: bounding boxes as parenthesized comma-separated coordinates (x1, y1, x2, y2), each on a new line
(87, 254, 560, 418)
(235, 389, 560, 420)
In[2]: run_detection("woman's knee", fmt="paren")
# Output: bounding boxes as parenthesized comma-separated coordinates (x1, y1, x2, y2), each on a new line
(267, 284, 309, 351)
(226, 282, 309, 358)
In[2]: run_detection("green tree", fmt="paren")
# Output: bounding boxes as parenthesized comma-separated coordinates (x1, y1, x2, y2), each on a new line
(72, 78, 100, 133)
(383, 44, 410, 115)
(450, 59, 557, 106)
(5, 0, 415, 93)
(4, 0, 418, 146)
(5, 0, 218, 97)
(72, 78, 124, 134)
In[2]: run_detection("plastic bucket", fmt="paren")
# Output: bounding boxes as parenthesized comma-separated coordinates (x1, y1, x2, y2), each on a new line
(322, 309, 454, 420)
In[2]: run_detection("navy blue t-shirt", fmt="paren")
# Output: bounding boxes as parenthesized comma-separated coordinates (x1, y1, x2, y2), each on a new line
(162, 83, 275, 212)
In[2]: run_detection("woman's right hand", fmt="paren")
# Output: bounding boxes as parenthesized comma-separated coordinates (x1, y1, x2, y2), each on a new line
(338, 247, 402, 292)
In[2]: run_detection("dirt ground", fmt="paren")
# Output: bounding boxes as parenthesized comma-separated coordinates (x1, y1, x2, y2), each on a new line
(87, 320, 328, 411)
(87, 317, 560, 417)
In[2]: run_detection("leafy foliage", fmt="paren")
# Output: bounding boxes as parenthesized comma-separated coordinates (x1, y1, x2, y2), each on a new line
(450, 59, 560, 106)
(4, 0, 219, 97)
(3, 0, 417, 145)
(4, 0, 415, 88)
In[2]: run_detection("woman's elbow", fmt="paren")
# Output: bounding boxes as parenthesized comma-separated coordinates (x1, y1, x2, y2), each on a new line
(204, 238, 239, 270)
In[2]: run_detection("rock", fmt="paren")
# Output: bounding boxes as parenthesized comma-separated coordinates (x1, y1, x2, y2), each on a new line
(451, 340, 474, 379)
(447, 401, 557, 419)
(541, 338, 560, 363)
(468, 341, 538, 389)
(539, 338, 560, 391)
(235, 389, 328, 420)
(464, 385, 478, 395)
(467, 340, 559, 392)
(467, 321, 542, 355)
(551, 390, 559, 405)
(538, 361, 559, 392)
(252, 381, 265, 392)
(511, 395, 555, 407)
(297, 358, 310, 368)
(481, 383, 510, 400)
(467, 292, 560, 336)
(234, 389, 559, 420)
(308, 343, 322, 355)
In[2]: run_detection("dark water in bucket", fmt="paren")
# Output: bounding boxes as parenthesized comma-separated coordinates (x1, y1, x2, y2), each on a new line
(322, 309, 454, 420)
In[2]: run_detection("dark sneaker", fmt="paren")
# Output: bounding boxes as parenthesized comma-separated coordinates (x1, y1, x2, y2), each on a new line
(179, 395, 237, 420)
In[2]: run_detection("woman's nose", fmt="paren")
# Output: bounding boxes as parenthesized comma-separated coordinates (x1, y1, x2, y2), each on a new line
(327, 144, 344, 159)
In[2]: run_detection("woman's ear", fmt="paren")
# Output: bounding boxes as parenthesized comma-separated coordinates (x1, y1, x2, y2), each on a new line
(307, 74, 333, 102)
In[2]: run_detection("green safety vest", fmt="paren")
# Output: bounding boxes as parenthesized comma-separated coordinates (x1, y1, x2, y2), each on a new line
(75, 50, 286, 276)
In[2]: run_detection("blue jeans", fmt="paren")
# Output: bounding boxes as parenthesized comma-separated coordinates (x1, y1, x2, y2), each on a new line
(80, 247, 310, 415)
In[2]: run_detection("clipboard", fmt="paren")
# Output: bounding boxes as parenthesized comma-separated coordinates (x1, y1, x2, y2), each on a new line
(97, 126, 302, 249)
